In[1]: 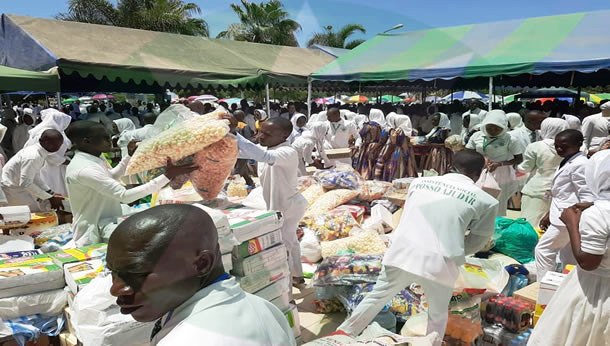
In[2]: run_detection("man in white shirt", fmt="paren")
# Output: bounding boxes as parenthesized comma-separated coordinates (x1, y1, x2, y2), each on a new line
(233, 117, 308, 286)
(1, 129, 65, 211)
(462, 99, 488, 122)
(510, 109, 547, 149)
(337, 150, 499, 344)
(12, 108, 34, 152)
(107, 204, 296, 346)
(65, 121, 197, 246)
(537, 129, 595, 279)
(323, 107, 359, 166)
(582, 101, 610, 154)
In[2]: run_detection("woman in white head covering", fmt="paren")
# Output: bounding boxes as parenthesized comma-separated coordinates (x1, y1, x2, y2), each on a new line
(386, 112, 413, 136)
(23, 109, 72, 196)
(12, 108, 35, 153)
(528, 149, 610, 346)
(253, 109, 268, 132)
(461, 113, 482, 145)
(425, 112, 451, 143)
(506, 112, 523, 130)
(582, 101, 610, 153)
(111, 118, 137, 158)
(517, 118, 568, 227)
(290, 114, 308, 136)
(368, 109, 387, 128)
(466, 110, 525, 216)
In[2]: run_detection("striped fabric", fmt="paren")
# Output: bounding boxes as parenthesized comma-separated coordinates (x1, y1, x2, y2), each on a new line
(312, 10, 610, 82)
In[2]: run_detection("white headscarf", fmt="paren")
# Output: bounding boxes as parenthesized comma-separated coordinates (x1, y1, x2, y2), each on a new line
(344, 111, 357, 122)
(586, 150, 610, 200)
(387, 112, 413, 135)
(254, 109, 268, 121)
(481, 109, 509, 138)
(600, 102, 610, 111)
(506, 112, 523, 130)
(316, 111, 328, 122)
(368, 108, 386, 127)
(113, 118, 136, 136)
(539, 118, 568, 141)
(24, 108, 72, 148)
(437, 112, 450, 129)
(290, 113, 307, 132)
(468, 113, 483, 131)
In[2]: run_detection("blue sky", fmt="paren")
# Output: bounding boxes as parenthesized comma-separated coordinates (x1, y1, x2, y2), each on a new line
(2, 0, 610, 46)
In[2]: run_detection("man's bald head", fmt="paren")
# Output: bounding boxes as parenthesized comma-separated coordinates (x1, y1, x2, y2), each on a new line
(233, 110, 246, 122)
(108, 204, 218, 268)
(265, 117, 293, 136)
(524, 110, 547, 131)
(189, 101, 206, 115)
(453, 150, 486, 181)
(39, 129, 64, 153)
(327, 107, 341, 123)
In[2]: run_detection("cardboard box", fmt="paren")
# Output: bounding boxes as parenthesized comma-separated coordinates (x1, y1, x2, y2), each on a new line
(270, 290, 291, 313)
(221, 206, 283, 243)
(0, 250, 41, 260)
(254, 276, 290, 301)
(535, 272, 566, 318)
(232, 244, 287, 277)
(64, 259, 105, 294)
(325, 148, 352, 160)
(232, 229, 282, 259)
(283, 304, 301, 338)
(514, 282, 539, 306)
(47, 243, 107, 267)
(237, 263, 290, 294)
(0, 254, 64, 298)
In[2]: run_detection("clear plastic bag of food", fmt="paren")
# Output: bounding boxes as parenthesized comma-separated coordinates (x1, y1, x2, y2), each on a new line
(312, 254, 383, 286)
(320, 230, 387, 258)
(306, 189, 359, 217)
(153, 104, 197, 132)
(302, 209, 360, 241)
(227, 180, 249, 198)
(126, 110, 229, 174)
(359, 181, 393, 202)
(314, 165, 363, 190)
(312, 298, 346, 313)
(390, 284, 428, 322)
(297, 176, 318, 192)
(301, 184, 325, 206)
(190, 134, 238, 200)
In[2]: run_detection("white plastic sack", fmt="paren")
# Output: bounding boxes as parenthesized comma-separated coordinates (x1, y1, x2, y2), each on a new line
(241, 186, 267, 210)
(454, 257, 509, 296)
(0, 289, 67, 320)
(0, 234, 34, 253)
(72, 274, 154, 346)
(476, 170, 501, 199)
(362, 204, 394, 234)
(300, 229, 322, 263)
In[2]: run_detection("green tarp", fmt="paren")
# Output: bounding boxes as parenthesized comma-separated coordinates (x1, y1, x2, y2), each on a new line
(1, 14, 335, 90)
(0, 65, 59, 92)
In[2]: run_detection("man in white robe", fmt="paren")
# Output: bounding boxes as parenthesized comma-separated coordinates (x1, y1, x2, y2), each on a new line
(322, 108, 359, 166)
(336, 150, 498, 345)
(582, 101, 610, 154)
(12, 108, 34, 152)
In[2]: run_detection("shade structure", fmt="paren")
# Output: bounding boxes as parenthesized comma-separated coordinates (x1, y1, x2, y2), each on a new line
(218, 97, 242, 105)
(0, 64, 59, 92)
(312, 10, 610, 87)
(595, 93, 610, 101)
(380, 95, 403, 103)
(194, 94, 218, 102)
(0, 14, 335, 92)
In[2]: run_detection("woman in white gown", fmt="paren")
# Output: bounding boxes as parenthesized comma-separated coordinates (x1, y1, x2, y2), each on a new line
(466, 110, 525, 216)
(23, 109, 72, 196)
(517, 118, 568, 228)
(528, 150, 610, 346)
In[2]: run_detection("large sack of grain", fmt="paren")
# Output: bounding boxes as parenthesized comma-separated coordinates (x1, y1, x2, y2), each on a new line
(190, 134, 238, 200)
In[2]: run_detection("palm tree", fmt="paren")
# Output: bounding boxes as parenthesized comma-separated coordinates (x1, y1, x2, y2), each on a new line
(56, 0, 209, 36)
(217, 0, 301, 47)
(307, 24, 366, 49)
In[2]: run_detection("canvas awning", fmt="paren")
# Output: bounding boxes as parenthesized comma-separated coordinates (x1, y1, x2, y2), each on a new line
(0, 65, 59, 92)
(312, 10, 610, 87)
(0, 14, 334, 91)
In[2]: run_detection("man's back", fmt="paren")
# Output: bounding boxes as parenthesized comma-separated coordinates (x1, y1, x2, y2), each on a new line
(383, 174, 498, 286)
(152, 277, 295, 346)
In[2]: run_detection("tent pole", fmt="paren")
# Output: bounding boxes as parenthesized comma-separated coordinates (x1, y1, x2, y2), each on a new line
(307, 78, 312, 117)
(56, 92, 61, 109)
(576, 86, 582, 108)
(240, 90, 245, 99)
(265, 83, 270, 115)
(450, 89, 454, 103)
(488, 76, 493, 111)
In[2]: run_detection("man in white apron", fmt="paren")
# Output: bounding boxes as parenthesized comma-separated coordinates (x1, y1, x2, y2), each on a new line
(536, 129, 595, 279)
(322, 108, 359, 166)
(336, 150, 499, 345)
(234, 117, 308, 286)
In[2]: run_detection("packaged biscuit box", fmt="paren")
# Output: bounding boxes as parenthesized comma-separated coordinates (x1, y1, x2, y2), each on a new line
(64, 259, 105, 294)
(232, 229, 283, 259)
(221, 206, 283, 243)
(0, 254, 64, 298)
(47, 243, 107, 267)
(237, 263, 290, 294)
(232, 244, 287, 277)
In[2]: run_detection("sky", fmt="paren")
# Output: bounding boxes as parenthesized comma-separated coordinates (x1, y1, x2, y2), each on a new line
(2, 0, 610, 47)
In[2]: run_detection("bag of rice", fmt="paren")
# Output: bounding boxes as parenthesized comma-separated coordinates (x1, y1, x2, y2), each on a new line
(359, 180, 392, 202)
(190, 134, 238, 200)
(320, 230, 387, 258)
(126, 109, 229, 174)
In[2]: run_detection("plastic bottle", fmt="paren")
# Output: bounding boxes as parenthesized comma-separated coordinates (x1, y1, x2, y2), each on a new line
(494, 298, 506, 325)
(485, 296, 497, 323)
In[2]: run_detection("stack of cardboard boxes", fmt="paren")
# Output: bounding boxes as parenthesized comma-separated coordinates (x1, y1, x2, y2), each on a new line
(220, 205, 301, 338)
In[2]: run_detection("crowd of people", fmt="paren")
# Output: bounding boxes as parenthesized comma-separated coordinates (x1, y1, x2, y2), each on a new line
(0, 93, 609, 345)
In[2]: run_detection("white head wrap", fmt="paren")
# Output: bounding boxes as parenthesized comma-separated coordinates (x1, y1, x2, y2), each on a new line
(600, 102, 610, 111)
(506, 112, 523, 130)
(481, 110, 508, 138)
(368, 108, 386, 127)
(586, 150, 610, 200)
(436, 112, 450, 129)
(539, 118, 568, 141)
(24, 109, 72, 148)
(113, 118, 136, 136)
